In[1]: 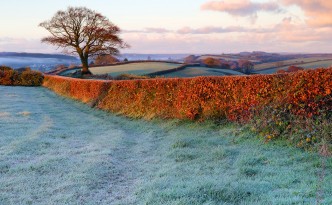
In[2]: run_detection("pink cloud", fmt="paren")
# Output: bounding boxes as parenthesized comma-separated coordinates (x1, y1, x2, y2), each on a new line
(282, 0, 332, 27)
(124, 26, 271, 35)
(123, 27, 171, 34)
(201, 0, 281, 16)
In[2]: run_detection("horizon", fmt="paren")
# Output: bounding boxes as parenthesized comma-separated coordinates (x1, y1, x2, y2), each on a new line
(1, 0, 332, 54)
(2, 51, 332, 56)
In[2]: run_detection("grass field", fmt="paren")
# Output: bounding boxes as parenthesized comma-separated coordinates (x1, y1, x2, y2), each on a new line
(254, 57, 332, 71)
(1, 86, 331, 204)
(255, 57, 332, 74)
(257, 60, 332, 74)
(89, 62, 182, 76)
(162, 66, 244, 78)
(197, 55, 240, 61)
(58, 62, 183, 77)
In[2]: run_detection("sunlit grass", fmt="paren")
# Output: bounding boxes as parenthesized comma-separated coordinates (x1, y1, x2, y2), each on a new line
(162, 66, 244, 78)
(90, 62, 182, 76)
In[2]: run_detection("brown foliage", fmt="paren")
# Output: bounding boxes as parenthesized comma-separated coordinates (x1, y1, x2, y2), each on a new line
(202, 58, 221, 68)
(0, 69, 44, 86)
(238, 59, 254, 74)
(0, 65, 13, 71)
(287, 65, 304, 72)
(184, 55, 197, 64)
(94, 55, 119, 65)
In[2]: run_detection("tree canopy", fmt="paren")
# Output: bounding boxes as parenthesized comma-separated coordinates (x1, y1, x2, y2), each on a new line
(39, 7, 128, 74)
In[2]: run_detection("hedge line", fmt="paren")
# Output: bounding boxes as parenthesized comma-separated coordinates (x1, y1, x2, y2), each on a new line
(43, 68, 331, 147)
(0, 67, 44, 86)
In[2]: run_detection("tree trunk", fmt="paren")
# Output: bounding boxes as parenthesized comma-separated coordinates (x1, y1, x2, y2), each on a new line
(80, 56, 91, 75)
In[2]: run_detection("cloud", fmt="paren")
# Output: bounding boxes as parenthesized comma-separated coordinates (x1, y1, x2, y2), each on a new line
(273, 17, 332, 42)
(123, 27, 171, 34)
(282, 0, 332, 27)
(124, 26, 271, 35)
(121, 21, 332, 54)
(177, 26, 249, 34)
(201, 0, 281, 17)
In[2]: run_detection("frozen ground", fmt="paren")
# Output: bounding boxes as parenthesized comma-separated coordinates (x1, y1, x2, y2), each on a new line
(0, 86, 331, 204)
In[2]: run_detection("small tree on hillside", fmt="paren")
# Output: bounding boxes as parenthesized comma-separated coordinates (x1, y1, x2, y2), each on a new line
(39, 7, 128, 74)
(239, 59, 254, 74)
(94, 55, 120, 65)
(220, 63, 231, 69)
(184, 55, 197, 64)
(203, 57, 221, 68)
(287, 66, 304, 72)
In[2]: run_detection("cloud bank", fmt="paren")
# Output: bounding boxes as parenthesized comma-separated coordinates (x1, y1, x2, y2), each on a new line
(282, 0, 332, 27)
(201, 0, 281, 16)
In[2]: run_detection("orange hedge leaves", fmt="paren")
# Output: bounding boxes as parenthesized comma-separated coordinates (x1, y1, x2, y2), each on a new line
(43, 68, 331, 123)
(43, 75, 110, 104)
(0, 69, 44, 86)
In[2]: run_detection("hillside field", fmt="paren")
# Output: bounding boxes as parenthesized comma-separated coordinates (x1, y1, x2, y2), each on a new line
(89, 62, 182, 76)
(162, 66, 244, 78)
(255, 58, 332, 74)
(1, 86, 331, 204)
(58, 62, 246, 78)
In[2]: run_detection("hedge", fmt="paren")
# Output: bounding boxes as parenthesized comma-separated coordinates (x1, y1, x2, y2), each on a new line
(43, 69, 330, 119)
(43, 68, 331, 147)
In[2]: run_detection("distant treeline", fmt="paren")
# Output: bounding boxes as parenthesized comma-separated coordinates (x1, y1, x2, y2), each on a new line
(0, 52, 77, 60)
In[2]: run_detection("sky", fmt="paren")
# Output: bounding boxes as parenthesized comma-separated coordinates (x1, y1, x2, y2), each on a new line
(0, 0, 332, 54)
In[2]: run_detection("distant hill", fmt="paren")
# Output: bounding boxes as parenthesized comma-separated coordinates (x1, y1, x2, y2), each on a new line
(0, 52, 77, 60)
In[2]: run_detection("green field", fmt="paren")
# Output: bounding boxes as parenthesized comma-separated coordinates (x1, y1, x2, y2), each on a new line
(58, 63, 245, 78)
(257, 60, 332, 74)
(254, 57, 332, 70)
(197, 55, 240, 61)
(162, 66, 244, 78)
(90, 62, 182, 76)
(255, 57, 332, 74)
(1, 86, 331, 204)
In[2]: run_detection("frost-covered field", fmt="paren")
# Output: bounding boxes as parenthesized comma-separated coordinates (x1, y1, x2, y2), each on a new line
(0, 86, 331, 204)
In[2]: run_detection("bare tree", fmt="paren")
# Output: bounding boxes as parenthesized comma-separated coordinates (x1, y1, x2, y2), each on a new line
(39, 7, 128, 74)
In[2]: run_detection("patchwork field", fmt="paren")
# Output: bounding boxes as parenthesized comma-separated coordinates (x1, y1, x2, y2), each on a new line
(89, 62, 182, 76)
(254, 57, 332, 70)
(255, 58, 332, 74)
(58, 62, 245, 78)
(58, 62, 183, 77)
(1, 86, 331, 204)
(162, 66, 244, 78)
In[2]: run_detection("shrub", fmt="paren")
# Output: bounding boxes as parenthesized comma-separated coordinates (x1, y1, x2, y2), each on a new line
(43, 75, 110, 103)
(202, 58, 221, 68)
(94, 55, 119, 65)
(19, 70, 44, 86)
(115, 74, 150, 80)
(16, 67, 32, 72)
(287, 66, 304, 72)
(0, 68, 44, 86)
(0, 65, 13, 71)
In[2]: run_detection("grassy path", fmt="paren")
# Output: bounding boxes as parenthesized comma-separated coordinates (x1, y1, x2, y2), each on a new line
(0, 86, 331, 204)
